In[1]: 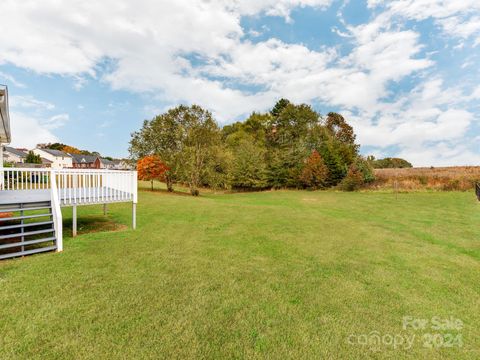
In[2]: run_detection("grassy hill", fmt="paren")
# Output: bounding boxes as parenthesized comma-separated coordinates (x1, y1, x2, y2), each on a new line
(1, 187, 479, 358)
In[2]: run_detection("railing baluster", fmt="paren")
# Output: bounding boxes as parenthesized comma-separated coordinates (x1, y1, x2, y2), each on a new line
(63, 172, 66, 205)
(98, 174, 105, 202)
(1, 168, 137, 213)
(82, 173, 85, 203)
(97, 173, 100, 202)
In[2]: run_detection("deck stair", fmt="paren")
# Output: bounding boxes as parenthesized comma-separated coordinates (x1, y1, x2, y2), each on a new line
(0, 201, 57, 260)
(0, 167, 137, 260)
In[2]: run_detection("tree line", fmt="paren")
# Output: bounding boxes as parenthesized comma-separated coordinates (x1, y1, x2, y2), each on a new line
(367, 156, 412, 169)
(129, 99, 375, 195)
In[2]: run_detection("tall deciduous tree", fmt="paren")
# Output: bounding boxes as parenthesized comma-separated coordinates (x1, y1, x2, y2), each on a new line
(137, 155, 169, 191)
(130, 109, 185, 192)
(230, 137, 268, 190)
(204, 145, 233, 191)
(266, 103, 318, 187)
(176, 105, 221, 196)
(325, 112, 357, 146)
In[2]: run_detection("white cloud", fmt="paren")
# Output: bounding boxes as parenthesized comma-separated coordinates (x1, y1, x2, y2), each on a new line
(471, 86, 480, 99)
(350, 79, 478, 166)
(369, 0, 480, 45)
(0, 71, 25, 88)
(10, 112, 58, 149)
(397, 143, 480, 167)
(8, 94, 68, 147)
(227, 0, 333, 22)
(0, 0, 431, 120)
(10, 95, 55, 111)
(0, 0, 478, 165)
(44, 114, 70, 130)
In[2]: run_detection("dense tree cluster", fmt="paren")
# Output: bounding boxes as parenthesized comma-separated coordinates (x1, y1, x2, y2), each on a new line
(129, 100, 374, 195)
(368, 156, 412, 169)
(25, 151, 42, 164)
(40, 143, 101, 157)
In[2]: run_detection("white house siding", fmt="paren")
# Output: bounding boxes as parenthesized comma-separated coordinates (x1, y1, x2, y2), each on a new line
(33, 149, 73, 169)
(3, 147, 26, 164)
(4, 151, 23, 163)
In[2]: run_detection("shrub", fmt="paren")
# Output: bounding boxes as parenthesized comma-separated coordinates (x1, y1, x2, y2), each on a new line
(299, 150, 328, 190)
(355, 157, 375, 183)
(340, 163, 364, 191)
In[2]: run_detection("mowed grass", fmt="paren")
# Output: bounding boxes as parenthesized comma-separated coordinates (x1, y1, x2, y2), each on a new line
(0, 186, 479, 359)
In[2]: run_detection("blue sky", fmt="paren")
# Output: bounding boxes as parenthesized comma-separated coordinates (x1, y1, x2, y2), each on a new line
(1, 0, 479, 165)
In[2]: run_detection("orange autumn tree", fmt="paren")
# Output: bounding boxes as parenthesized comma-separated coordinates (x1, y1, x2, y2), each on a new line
(299, 150, 329, 190)
(137, 155, 169, 191)
(62, 145, 82, 154)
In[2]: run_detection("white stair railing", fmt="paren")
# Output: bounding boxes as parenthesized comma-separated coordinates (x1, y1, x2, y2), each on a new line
(0, 167, 138, 253)
(50, 170, 63, 252)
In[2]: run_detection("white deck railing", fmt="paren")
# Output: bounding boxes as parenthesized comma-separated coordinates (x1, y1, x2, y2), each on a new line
(0, 167, 138, 254)
(0, 167, 138, 205)
(0, 167, 51, 191)
(54, 169, 138, 205)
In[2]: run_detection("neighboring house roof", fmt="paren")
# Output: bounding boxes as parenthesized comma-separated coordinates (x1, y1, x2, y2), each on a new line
(39, 148, 72, 157)
(70, 154, 98, 164)
(4, 146, 27, 158)
(99, 158, 114, 165)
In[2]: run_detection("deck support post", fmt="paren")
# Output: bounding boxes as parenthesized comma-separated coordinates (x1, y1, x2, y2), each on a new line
(103, 203, 107, 215)
(132, 202, 136, 230)
(72, 205, 77, 237)
(0, 145, 4, 190)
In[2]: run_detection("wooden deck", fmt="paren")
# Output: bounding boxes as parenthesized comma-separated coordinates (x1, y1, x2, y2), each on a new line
(0, 187, 132, 206)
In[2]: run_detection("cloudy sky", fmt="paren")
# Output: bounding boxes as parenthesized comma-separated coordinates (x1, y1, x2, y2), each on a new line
(1, 0, 479, 165)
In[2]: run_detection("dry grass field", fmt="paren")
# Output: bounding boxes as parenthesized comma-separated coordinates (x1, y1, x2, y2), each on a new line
(369, 166, 480, 191)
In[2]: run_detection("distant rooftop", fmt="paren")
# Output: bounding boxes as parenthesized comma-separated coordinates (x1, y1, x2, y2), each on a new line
(4, 146, 27, 158)
(39, 148, 71, 157)
(99, 158, 114, 165)
(70, 154, 98, 163)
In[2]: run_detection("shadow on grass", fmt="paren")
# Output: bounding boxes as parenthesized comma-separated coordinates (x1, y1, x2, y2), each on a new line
(63, 216, 128, 236)
(139, 188, 197, 197)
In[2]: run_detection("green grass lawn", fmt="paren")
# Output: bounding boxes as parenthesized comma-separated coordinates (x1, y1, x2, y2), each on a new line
(1, 187, 479, 359)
